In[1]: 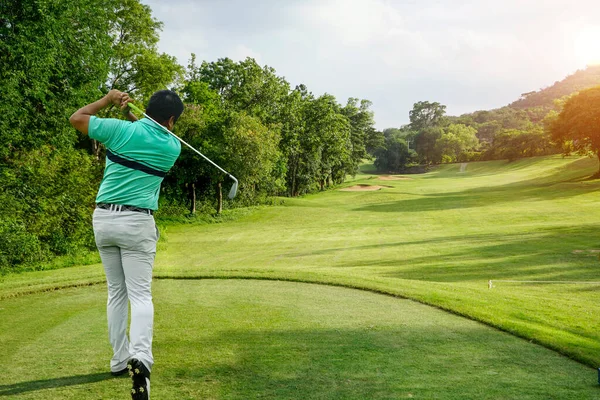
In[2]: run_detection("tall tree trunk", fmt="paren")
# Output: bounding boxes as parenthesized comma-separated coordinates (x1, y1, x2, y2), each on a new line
(92, 139, 101, 160)
(290, 157, 298, 197)
(190, 183, 196, 214)
(217, 181, 223, 215)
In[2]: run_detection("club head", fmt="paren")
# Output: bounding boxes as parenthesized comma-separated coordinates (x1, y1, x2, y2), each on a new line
(228, 178, 238, 199)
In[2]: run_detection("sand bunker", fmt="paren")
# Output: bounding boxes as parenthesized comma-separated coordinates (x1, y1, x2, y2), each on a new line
(340, 184, 392, 191)
(377, 175, 412, 181)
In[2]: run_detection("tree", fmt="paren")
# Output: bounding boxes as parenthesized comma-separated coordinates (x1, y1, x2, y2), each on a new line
(550, 86, 600, 175)
(169, 59, 287, 213)
(476, 121, 502, 144)
(87, 0, 183, 157)
(168, 69, 230, 214)
(310, 95, 351, 190)
(374, 134, 415, 173)
(342, 98, 375, 175)
(223, 112, 283, 205)
(414, 126, 443, 164)
(0, 0, 116, 269)
(365, 128, 385, 156)
(409, 101, 447, 132)
(191, 57, 290, 124)
(383, 127, 416, 150)
(435, 124, 479, 163)
(166, 104, 215, 214)
(107, 0, 182, 99)
(488, 127, 556, 162)
(0, 0, 114, 158)
(279, 86, 308, 196)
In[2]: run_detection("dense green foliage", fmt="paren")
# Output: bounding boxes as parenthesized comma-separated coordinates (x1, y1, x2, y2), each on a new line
(373, 128, 416, 172)
(374, 102, 561, 171)
(0, 0, 113, 269)
(551, 86, 600, 175)
(162, 56, 376, 208)
(0, 1, 376, 270)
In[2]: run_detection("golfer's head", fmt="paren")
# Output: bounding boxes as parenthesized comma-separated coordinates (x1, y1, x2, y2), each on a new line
(146, 90, 184, 129)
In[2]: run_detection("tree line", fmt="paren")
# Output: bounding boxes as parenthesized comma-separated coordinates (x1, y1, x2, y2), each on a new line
(372, 100, 559, 172)
(373, 66, 600, 173)
(169, 56, 379, 213)
(0, 0, 378, 271)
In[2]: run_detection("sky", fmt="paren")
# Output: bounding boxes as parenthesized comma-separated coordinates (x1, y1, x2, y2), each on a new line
(143, 0, 600, 129)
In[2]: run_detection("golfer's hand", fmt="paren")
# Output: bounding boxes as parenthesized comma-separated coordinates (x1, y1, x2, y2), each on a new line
(106, 89, 128, 107)
(119, 93, 133, 113)
(119, 93, 138, 122)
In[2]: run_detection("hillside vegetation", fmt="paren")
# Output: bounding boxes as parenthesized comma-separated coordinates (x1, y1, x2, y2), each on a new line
(511, 65, 600, 110)
(374, 66, 600, 172)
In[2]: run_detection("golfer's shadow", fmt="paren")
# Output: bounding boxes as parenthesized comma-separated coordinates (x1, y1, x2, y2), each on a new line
(0, 372, 116, 396)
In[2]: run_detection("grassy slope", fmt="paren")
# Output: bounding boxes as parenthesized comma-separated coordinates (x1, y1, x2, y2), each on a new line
(2, 155, 600, 369)
(0, 280, 597, 399)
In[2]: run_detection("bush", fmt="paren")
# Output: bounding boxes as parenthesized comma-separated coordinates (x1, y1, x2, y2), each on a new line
(0, 218, 44, 268)
(0, 146, 100, 270)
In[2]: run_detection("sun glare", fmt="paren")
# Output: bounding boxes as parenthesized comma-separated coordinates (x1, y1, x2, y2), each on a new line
(574, 26, 600, 66)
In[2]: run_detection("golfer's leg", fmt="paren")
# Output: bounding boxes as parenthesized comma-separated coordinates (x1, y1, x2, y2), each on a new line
(122, 249, 155, 372)
(98, 245, 132, 372)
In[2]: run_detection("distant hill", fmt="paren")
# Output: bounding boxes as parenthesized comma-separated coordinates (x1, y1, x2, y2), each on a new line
(509, 65, 600, 110)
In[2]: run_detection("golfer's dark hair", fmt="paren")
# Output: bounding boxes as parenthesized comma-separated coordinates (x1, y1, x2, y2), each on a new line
(146, 90, 184, 125)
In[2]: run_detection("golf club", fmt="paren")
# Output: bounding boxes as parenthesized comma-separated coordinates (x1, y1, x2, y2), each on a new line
(127, 102, 239, 199)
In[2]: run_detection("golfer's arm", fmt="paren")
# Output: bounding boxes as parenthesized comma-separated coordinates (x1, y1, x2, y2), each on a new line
(69, 95, 112, 135)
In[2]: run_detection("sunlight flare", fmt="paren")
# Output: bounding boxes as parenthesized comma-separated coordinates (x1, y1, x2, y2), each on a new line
(574, 25, 600, 66)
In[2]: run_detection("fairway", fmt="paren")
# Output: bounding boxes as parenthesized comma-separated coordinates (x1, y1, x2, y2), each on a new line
(2, 155, 600, 398)
(0, 279, 597, 399)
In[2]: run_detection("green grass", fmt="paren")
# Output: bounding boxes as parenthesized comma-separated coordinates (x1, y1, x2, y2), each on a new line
(149, 155, 600, 366)
(0, 280, 597, 399)
(2, 154, 600, 398)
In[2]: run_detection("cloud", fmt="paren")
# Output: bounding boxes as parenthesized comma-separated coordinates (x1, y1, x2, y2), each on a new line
(142, 0, 600, 129)
(229, 44, 263, 63)
(297, 0, 404, 46)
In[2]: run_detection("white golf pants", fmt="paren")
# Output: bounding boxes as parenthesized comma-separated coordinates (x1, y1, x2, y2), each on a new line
(93, 207, 158, 373)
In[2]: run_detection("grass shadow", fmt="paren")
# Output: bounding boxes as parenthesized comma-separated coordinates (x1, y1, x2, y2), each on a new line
(287, 225, 600, 283)
(160, 327, 597, 399)
(0, 372, 115, 396)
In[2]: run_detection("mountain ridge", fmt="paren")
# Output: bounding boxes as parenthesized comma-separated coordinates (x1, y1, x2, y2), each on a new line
(509, 65, 600, 110)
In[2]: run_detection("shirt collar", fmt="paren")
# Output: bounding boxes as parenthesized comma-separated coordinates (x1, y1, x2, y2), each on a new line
(139, 118, 169, 133)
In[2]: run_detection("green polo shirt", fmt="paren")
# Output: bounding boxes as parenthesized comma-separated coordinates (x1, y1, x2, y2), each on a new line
(89, 116, 181, 210)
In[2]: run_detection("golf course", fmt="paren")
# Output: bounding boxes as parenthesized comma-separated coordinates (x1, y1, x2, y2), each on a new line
(1, 155, 600, 399)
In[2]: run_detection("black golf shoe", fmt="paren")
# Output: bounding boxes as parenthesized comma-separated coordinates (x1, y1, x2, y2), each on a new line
(127, 358, 151, 400)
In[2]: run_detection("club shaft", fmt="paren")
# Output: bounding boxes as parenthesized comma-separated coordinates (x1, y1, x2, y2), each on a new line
(129, 103, 236, 180)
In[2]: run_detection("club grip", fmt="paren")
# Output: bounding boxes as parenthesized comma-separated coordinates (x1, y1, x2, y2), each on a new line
(127, 102, 144, 115)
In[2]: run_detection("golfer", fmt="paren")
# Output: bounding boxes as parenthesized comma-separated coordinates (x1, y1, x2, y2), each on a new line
(70, 89, 183, 400)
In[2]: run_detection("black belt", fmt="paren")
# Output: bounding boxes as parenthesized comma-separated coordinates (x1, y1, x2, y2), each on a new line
(96, 203, 154, 215)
